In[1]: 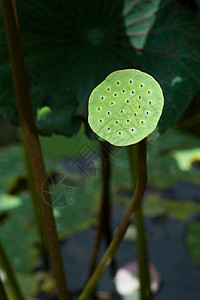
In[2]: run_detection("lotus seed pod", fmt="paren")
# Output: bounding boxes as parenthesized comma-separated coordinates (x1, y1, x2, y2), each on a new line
(88, 69, 164, 146)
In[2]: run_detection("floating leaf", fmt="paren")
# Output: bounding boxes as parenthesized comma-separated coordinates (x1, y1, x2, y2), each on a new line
(0, 193, 22, 212)
(173, 148, 200, 171)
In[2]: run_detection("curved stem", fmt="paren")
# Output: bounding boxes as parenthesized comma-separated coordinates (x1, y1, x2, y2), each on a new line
(128, 145, 152, 300)
(79, 139, 147, 300)
(1, 1, 69, 299)
(0, 240, 25, 300)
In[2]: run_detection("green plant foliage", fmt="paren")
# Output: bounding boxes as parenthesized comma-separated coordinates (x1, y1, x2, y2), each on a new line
(143, 196, 200, 221)
(39, 124, 98, 158)
(0, 193, 21, 212)
(173, 148, 200, 171)
(140, 1, 200, 134)
(111, 129, 200, 190)
(185, 219, 200, 269)
(0, 144, 100, 272)
(0, 192, 38, 274)
(0, 146, 25, 192)
(88, 69, 164, 146)
(147, 129, 200, 187)
(0, 0, 200, 137)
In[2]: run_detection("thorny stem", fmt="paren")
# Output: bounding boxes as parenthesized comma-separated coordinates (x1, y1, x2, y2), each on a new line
(88, 142, 116, 278)
(0, 240, 25, 300)
(79, 139, 147, 299)
(1, 1, 69, 299)
(128, 145, 152, 300)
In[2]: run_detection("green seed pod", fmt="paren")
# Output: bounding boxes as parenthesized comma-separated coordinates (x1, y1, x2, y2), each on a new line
(88, 69, 164, 146)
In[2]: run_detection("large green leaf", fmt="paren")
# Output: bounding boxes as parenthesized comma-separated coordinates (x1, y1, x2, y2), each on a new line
(0, 0, 199, 137)
(140, 0, 200, 133)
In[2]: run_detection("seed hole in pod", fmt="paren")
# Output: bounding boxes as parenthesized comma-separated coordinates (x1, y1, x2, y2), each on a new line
(140, 84, 144, 88)
(145, 110, 150, 115)
(118, 131, 122, 135)
(122, 89, 126, 93)
(138, 105, 141, 109)
(126, 99, 130, 103)
(131, 90, 135, 94)
(120, 109, 124, 113)
(115, 120, 119, 124)
(107, 126, 111, 130)
(107, 87, 110, 91)
(97, 107, 101, 111)
(129, 79, 133, 84)
(127, 119, 130, 123)
(134, 113, 137, 116)
(101, 96, 105, 100)
(107, 111, 111, 115)
(99, 118, 103, 123)
(149, 101, 152, 105)
(131, 128, 135, 132)
(110, 101, 114, 105)
(114, 93, 118, 97)
(116, 81, 120, 85)
(138, 96, 142, 100)
(147, 90, 151, 94)
(140, 120, 144, 124)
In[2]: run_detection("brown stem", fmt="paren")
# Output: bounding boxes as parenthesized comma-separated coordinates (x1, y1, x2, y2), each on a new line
(100, 143, 116, 276)
(88, 142, 115, 278)
(128, 145, 152, 299)
(1, 1, 69, 299)
(79, 139, 147, 299)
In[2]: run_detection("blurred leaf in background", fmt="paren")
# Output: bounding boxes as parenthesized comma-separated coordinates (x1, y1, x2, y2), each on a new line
(0, 135, 100, 296)
(0, 0, 200, 137)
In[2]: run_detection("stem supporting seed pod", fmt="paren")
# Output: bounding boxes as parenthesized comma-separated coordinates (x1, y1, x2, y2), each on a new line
(83, 69, 164, 299)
